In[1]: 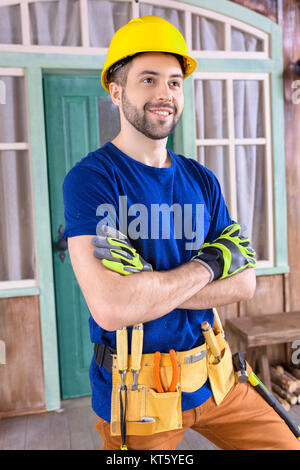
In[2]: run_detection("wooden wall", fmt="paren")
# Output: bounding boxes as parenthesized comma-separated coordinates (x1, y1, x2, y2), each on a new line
(0, 296, 46, 418)
(223, 0, 300, 364)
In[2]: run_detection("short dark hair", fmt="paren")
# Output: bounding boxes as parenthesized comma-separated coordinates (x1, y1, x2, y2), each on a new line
(106, 52, 186, 90)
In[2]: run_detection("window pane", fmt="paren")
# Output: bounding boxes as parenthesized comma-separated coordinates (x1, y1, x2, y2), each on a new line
(0, 5, 22, 44)
(192, 15, 225, 50)
(140, 5, 185, 37)
(0, 76, 28, 143)
(235, 145, 268, 261)
(0, 151, 35, 281)
(29, 0, 81, 46)
(231, 27, 263, 52)
(197, 146, 230, 205)
(89, 0, 131, 47)
(194, 80, 227, 139)
(98, 95, 120, 145)
(233, 80, 264, 139)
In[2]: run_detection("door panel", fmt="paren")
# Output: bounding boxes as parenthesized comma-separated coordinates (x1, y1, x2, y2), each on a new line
(43, 74, 107, 398)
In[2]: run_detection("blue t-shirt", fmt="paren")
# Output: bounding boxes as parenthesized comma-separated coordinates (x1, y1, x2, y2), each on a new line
(62, 141, 233, 421)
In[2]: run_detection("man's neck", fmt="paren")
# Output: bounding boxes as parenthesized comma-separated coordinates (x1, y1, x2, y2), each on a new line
(111, 136, 171, 169)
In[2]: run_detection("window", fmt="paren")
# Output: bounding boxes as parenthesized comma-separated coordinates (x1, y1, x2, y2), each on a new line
(194, 73, 273, 266)
(0, 68, 36, 287)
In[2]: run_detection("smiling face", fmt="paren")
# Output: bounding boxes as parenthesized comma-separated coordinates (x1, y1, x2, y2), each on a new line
(110, 52, 185, 140)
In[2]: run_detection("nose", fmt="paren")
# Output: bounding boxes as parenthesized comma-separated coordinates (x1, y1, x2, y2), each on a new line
(155, 80, 173, 102)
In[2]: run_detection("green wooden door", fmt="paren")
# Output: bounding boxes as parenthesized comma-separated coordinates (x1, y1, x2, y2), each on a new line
(43, 73, 174, 399)
(43, 74, 108, 398)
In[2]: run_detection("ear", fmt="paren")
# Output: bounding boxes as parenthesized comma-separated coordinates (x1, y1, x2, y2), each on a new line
(109, 82, 122, 108)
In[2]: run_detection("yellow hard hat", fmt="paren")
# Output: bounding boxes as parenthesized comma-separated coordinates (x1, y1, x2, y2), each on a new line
(101, 15, 198, 93)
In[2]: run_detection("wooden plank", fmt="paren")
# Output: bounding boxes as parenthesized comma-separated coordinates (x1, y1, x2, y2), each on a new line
(244, 274, 284, 316)
(226, 312, 300, 347)
(25, 413, 51, 450)
(0, 296, 46, 417)
(257, 345, 272, 389)
(47, 411, 71, 450)
(66, 406, 95, 450)
(0, 416, 27, 450)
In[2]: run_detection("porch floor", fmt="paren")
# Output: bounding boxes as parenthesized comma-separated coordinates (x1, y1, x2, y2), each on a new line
(0, 396, 300, 450)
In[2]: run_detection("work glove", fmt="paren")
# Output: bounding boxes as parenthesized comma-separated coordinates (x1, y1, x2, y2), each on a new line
(91, 225, 153, 276)
(191, 223, 257, 282)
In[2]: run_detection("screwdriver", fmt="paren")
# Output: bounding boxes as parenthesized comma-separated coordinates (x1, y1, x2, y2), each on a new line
(131, 323, 144, 391)
(116, 326, 128, 450)
(117, 326, 128, 389)
(201, 321, 221, 362)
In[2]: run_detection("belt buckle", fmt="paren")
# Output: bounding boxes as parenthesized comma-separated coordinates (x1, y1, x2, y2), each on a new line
(184, 350, 207, 364)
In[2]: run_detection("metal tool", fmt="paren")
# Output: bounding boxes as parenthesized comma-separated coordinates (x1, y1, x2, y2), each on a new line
(232, 351, 248, 383)
(232, 352, 300, 440)
(116, 326, 128, 450)
(201, 321, 221, 362)
(153, 349, 179, 393)
(131, 323, 143, 390)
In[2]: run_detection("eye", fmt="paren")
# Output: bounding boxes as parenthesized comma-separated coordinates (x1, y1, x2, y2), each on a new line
(171, 81, 181, 87)
(143, 77, 153, 84)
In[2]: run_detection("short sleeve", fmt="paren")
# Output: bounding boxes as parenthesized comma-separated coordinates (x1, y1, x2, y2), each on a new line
(62, 165, 117, 241)
(204, 170, 235, 243)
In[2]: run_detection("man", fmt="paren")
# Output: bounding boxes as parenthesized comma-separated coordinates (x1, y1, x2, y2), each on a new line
(62, 16, 300, 450)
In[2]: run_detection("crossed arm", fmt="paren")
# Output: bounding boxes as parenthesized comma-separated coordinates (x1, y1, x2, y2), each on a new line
(68, 235, 256, 331)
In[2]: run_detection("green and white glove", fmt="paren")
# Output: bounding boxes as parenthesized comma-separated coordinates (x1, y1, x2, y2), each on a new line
(91, 225, 153, 276)
(191, 223, 257, 282)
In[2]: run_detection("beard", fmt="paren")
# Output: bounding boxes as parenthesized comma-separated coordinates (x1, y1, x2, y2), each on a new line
(120, 87, 182, 140)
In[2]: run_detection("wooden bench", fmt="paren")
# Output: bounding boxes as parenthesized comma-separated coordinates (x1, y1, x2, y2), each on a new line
(226, 312, 300, 390)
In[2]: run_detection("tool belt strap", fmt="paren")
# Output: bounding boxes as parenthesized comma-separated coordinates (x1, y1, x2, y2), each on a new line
(111, 342, 209, 394)
(94, 343, 116, 372)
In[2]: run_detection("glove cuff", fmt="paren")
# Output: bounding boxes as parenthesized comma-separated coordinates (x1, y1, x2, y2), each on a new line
(192, 248, 224, 281)
(190, 257, 214, 283)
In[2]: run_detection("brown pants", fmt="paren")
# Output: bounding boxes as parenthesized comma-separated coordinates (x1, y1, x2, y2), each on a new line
(94, 382, 300, 450)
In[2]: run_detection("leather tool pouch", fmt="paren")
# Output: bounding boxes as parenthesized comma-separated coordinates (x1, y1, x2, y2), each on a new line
(206, 330, 235, 405)
(110, 343, 208, 436)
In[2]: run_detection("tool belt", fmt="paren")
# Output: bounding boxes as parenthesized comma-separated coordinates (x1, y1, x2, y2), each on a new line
(95, 318, 235, 437)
